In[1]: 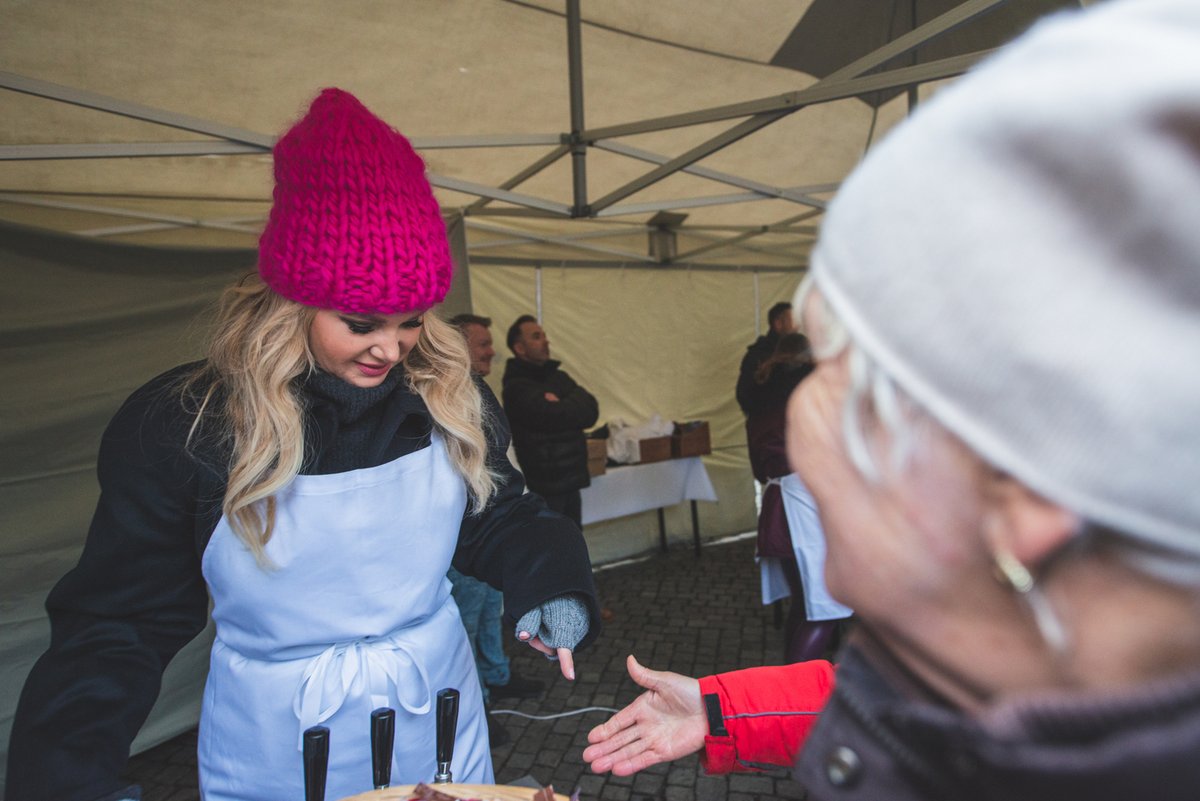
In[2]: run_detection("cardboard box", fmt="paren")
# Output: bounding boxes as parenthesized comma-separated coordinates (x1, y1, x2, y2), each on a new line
(637, 436, 673, 464)
(586, 438, 608, 477)
(671, 420, 711, 458)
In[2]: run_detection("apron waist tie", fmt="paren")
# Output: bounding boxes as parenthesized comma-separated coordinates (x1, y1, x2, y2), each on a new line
(292, 634, 432, 750)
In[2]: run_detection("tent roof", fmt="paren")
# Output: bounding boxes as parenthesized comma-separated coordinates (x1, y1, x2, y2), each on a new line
(0, 0, 1081, 269)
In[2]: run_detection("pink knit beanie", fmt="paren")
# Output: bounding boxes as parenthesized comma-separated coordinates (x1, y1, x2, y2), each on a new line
(258, 88, 453, 314)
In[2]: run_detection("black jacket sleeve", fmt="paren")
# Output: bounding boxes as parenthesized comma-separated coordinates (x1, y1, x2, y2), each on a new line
(502, 370, 599, 433)
(451, 380, 601, 651)
(739, 333, 797, 418)
(735, 348, 756, 416)
(6, 373, 211, 801)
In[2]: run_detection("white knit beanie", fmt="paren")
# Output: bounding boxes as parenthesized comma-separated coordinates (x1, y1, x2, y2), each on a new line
(807, 0, 1200, 557)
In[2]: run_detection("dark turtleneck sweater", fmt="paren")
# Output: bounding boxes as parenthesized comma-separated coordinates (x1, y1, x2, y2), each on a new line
(302, 367, 430, 474)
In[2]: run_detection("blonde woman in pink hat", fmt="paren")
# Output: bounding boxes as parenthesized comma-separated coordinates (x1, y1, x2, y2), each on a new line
(7, 89, 601, 801)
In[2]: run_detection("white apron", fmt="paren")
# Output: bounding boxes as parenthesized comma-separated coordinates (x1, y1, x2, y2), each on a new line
(198, 435, 492, 801)
(758, 474, 853, 621)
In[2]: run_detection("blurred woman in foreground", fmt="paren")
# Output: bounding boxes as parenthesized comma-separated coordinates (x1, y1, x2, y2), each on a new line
(583, 1, 1200, 798)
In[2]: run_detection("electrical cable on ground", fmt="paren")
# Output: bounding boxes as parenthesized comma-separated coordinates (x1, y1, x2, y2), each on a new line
(489, 705, 618, 720)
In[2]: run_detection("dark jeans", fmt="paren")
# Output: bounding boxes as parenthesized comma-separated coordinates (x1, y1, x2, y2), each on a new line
(541, 489, 582, 528)
(446, 567, 510, 703)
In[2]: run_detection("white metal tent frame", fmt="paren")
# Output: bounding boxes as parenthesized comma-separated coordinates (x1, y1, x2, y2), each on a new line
(0, 0, 1010, 272)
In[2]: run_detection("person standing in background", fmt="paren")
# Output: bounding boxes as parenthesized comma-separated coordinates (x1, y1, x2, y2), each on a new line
(735, 301, 796, 418)
(447, 313, 545, 748)
(451, 313, 496, 378)
(501, 315, 599, 527)
(748, 333, 841, 664)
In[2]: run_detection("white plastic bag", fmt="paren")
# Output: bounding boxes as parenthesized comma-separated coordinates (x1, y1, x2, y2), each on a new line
(605, 415, 674, 464)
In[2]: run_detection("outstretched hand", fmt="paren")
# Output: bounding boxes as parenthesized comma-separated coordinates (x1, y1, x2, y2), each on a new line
(583, 655, 706, 776)
(518, 630, 576, 680)
(516, 595, 589, 681)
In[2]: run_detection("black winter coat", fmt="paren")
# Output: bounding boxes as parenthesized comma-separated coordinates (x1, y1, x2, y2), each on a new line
(735, 332, 781, 417)
(796, 632, 1200, 801)
(501, 358, 600, 495)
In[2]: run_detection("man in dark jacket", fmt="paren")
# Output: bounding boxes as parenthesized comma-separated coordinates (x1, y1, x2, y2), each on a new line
(735, 301, 796, 417)
(502, 314, 599, 527)
(447, 313, 544, 745)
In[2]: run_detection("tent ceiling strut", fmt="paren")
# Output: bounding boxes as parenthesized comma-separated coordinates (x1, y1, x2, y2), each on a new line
(593, 140, 831, 210)
(0, 70, 274, 149)
(465, 144, 570, 213)
(577, 0, 1004, 142)
(466, 218, 655, 261)
(0, 192, 261, 234)
(675, 208, 823, 261)
(469, 255, 807, 274)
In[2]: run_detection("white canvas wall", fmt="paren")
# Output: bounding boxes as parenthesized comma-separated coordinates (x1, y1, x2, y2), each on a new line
(0, 224, 250, 791)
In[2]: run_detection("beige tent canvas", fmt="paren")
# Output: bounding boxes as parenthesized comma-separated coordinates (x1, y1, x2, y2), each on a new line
(2, 0, 1081, 258)
(0, 0, 1085, 785)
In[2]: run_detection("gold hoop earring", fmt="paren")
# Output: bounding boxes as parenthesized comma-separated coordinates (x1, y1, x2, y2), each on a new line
(992, 549, 1034, 593)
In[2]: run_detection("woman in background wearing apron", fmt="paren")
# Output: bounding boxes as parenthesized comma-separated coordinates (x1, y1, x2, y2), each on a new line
(746, 333, 841, 663)
(8, 88, 602, 801)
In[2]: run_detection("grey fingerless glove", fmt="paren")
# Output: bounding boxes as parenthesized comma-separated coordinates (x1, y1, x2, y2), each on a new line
(515, 593, 590, 651)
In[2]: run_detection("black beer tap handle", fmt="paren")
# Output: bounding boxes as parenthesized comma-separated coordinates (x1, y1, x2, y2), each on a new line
(434, 688, 460, 783)
(371, 707, 396, 789)
(302, 725, 330, 801)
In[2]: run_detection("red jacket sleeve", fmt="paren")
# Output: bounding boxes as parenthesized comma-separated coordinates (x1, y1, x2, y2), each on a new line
(698, 661, 836, 774)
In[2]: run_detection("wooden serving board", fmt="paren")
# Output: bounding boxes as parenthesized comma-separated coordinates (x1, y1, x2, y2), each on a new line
(339, 784, 570, 801)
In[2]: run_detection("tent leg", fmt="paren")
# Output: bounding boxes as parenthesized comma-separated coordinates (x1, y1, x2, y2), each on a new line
(691, 501, 701, 556)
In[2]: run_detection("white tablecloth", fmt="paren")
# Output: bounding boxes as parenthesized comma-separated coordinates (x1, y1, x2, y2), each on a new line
(580, 457, 717, 525)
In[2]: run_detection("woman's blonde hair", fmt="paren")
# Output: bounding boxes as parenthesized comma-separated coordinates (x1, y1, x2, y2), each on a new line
(406, 312, 499, 512)
(185, 274, 497, 565)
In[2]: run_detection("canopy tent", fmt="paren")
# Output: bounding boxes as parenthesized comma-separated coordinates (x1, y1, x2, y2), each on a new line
(1, 0, 1086, 789)
(0, 0, 1082, 262)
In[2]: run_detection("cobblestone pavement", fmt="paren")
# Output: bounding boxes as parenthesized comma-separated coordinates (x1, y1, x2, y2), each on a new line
(126, 535, 812, 800)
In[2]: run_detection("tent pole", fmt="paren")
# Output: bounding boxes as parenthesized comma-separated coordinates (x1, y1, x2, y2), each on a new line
(676, 209, 822, 262)
(471, 256, 803, 274)
(753, 272, 761, 336)
(566, 0, 589, 217)
(464, 145, 570, 214)
(536, 267, 544, 322)
(594, 139, 829, 210)
(466, 219, 653, 262)
(907, 0, 921, 113)
(0, 71, 273, 148)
